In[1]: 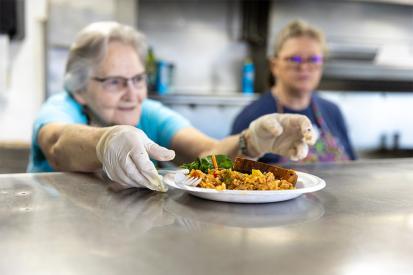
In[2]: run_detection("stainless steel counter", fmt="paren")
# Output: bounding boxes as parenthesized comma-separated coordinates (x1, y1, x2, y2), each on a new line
(2, 159, 413, 275)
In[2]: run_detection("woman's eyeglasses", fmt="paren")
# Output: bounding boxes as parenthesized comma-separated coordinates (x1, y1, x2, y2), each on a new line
(282, 55, 324, 68)
(92, 73, 147, 93)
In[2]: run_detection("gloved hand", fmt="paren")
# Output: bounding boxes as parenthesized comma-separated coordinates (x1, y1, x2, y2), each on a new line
(247, 114, 317, 161)
(96, 125, 175, 192)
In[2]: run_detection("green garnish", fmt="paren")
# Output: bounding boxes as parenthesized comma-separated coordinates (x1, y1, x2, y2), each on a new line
(180, 155, 233, 173)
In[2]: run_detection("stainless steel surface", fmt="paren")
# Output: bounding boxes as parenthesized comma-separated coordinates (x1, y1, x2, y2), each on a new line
(2, 159, 413, 274)
(323, 62, 413, 82)
(324, 44, 413, 83)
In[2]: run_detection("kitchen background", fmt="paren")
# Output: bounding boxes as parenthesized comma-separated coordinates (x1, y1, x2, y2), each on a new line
(0, 0, 413, 167)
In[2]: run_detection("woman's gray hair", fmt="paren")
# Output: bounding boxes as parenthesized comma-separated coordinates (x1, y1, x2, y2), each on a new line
(64, 21, 148, 94)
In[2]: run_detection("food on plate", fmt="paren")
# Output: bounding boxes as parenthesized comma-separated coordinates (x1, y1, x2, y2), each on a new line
(180, 156, 297, 191)
(180, 154, 233, 172)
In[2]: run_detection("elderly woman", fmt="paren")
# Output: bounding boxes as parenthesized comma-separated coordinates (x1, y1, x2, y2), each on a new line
(28, 21, 316, 191)
(232, 20, 356, 164)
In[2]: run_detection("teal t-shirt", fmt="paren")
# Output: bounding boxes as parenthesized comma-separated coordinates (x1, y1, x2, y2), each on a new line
(28, 92, 191, 172)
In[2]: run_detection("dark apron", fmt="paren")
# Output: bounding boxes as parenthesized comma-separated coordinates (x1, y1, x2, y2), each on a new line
(277, 98, 350, 164)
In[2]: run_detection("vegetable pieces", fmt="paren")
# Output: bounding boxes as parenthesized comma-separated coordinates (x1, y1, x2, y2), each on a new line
(233, 157, 297, 186)
(180, 156, 298, 190)
(211, 154, 218, 170)
(180, 155, 232, 173)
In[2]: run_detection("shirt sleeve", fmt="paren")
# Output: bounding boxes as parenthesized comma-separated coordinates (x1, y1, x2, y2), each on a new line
(28, 92, 87, 172)
(32, 93, 87, 145)
(138, 99, 191, 148)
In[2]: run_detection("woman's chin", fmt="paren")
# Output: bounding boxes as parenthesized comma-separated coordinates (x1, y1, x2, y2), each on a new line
(288, 88, 313, 98)
(114, 118, 139, 126)
(113, 109, 141, 126)
(117, 116, 140, 126)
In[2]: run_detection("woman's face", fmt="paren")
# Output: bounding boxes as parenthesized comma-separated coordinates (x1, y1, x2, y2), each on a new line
(271, 36, 324, 97)
(74, 41, 147, 126)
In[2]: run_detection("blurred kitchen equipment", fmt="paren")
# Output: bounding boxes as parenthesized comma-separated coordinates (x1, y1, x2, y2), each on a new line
(322, 43, 413, 91)
(379, 133, 388, 150)
(0, 141, 30, 174)
(145, 46, 157, 92)
(327, 44, 378, 62)
(0, 0, 25, 41)
(168, 63, 175, 93)
(0, 35, 9, 93)
(392, 132, 400, 150)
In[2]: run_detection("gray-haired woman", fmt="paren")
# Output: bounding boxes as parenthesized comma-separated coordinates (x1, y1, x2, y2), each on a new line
(29, 21, 317, 191)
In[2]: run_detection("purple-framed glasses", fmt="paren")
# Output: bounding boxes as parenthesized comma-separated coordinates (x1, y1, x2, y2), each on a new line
(283, 55, 324, 67)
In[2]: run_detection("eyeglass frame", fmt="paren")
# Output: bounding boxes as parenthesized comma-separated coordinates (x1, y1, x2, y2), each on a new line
(278, 55, 324, 68)
(91, 73, 147, 93)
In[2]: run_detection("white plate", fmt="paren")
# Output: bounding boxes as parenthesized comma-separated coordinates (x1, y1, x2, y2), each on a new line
(163, 171, 326, 203)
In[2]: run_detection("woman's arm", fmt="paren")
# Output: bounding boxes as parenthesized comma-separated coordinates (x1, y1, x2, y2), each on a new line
(38, 123, 106, 172)
(171, 114, 317, 164)
(170, 127, 259, 164)
(38, 123, 175, 191)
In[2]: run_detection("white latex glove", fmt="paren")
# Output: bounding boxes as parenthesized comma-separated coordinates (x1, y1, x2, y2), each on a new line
(248, 114, 317, 161)
(96, 125, 175, 192)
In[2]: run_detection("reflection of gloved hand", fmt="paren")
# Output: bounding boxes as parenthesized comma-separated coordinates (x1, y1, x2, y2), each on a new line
(98, 190, 175, 234)
(247, 114, 317, 161)
(96, 125, 175, 192)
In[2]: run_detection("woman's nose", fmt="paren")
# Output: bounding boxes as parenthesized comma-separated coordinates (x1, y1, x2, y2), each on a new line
(121, 81, 138, 99)
(298, 62, 312, 70)
(122, 80, 146, 101)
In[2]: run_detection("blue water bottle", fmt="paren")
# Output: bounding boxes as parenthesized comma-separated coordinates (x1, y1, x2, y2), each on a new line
(242, 58, 255, 95)
(156, 60, 169, 95)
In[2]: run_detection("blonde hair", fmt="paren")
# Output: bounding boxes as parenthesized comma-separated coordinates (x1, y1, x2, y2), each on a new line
(273, 20, 327, 57)
(64, 21, 148, 94)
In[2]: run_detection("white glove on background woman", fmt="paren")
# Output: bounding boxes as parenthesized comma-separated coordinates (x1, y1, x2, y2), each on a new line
(96, 125, 175, 192)
(247, 114, 317, 161)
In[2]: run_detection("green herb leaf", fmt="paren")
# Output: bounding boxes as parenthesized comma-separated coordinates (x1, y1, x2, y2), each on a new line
(180, 155, 233, 173)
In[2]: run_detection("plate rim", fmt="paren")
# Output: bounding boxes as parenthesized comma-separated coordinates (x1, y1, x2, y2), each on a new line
(163, 171, 326, 196)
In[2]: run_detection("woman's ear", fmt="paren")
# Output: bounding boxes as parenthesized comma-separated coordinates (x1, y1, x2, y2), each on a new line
(270, 57, 279, 77)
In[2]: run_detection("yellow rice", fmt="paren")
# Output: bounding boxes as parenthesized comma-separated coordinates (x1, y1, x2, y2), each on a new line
(189, 168, 295, 191)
